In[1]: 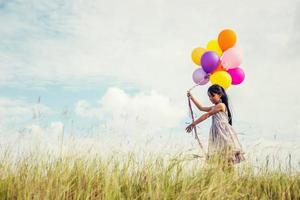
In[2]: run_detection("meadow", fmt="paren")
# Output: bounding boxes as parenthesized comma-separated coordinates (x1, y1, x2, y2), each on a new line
(0, 144, 299, 200)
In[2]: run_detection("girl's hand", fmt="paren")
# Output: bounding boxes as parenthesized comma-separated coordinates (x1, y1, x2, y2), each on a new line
(185, 122, 195, 133)
(187, 90, 193, 99)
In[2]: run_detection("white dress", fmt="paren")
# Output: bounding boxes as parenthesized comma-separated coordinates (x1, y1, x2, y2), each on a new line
(207, 107, 245, 164)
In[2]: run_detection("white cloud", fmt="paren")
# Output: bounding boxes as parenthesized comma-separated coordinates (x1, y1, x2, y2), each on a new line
(0, 97, 52, 118)
(74, 100, 99, 118)
(0, 97, 54, 134)
(75, 87, 187, 135)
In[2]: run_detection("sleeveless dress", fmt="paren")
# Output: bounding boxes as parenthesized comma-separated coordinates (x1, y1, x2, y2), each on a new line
(207, 106, 245, 164)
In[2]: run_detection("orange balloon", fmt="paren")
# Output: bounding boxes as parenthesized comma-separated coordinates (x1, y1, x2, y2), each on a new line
(218, 29, 237, 51)
(212, 62, 226, 73)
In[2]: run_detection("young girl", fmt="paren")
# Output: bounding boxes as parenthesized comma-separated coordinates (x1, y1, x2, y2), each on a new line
(185, 84, 245, 168)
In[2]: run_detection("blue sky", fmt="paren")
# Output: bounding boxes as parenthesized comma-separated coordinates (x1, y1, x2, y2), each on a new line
(0, 0, 299, 160)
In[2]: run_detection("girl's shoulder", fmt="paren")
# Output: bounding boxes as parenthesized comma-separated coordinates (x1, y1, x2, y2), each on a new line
(216, 103, 227, 112)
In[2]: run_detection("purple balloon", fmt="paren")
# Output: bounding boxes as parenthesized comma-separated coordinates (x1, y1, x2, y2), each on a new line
(201, 51, 220, 73)
(227, 67, 245, 85)
(192, 68, 209, 85)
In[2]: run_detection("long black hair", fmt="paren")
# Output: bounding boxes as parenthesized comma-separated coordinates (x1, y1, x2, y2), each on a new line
(207, 84, 232, 125)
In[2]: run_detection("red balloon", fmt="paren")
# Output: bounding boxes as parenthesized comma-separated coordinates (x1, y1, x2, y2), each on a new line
(212, 62, 226, 74)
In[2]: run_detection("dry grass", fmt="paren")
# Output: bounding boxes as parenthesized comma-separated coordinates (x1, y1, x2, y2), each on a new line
(0, 148, 299, 200)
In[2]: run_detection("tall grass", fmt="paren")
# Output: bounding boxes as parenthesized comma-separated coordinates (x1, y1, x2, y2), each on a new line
(0, 148, 299, 200)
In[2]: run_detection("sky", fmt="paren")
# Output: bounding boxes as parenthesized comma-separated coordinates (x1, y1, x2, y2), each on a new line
(0, 0, 299, 164)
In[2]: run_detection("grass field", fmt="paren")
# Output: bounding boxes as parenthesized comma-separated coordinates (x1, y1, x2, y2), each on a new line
(0, 147, 299, 200)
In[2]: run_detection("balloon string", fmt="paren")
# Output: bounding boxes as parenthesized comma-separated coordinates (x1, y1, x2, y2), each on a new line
(187, 84, 206, 157)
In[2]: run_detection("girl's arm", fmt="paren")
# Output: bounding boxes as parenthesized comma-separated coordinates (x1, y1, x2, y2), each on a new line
(186, 104, 225, 133)
(190, 95, 214, 112)
(193, 103, 224, 125)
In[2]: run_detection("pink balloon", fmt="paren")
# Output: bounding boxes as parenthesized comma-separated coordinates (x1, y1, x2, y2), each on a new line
(192, 68, 209, 85)
(221, 46, 243, 69)
(227, 67, 245, 85)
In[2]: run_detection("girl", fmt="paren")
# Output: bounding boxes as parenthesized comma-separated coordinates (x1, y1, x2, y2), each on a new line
(185, 84, 245, 168)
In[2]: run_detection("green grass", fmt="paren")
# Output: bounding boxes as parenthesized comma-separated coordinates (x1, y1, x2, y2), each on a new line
(0, 148, 299, 200)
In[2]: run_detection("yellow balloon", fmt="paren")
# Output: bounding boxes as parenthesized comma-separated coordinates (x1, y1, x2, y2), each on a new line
(206, 40, 222, 57)
(209, 71, 232, 89)
(191, 47, 206, 65)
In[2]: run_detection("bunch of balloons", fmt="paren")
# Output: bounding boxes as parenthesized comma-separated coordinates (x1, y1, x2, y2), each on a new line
(191, 29, 245, 89)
